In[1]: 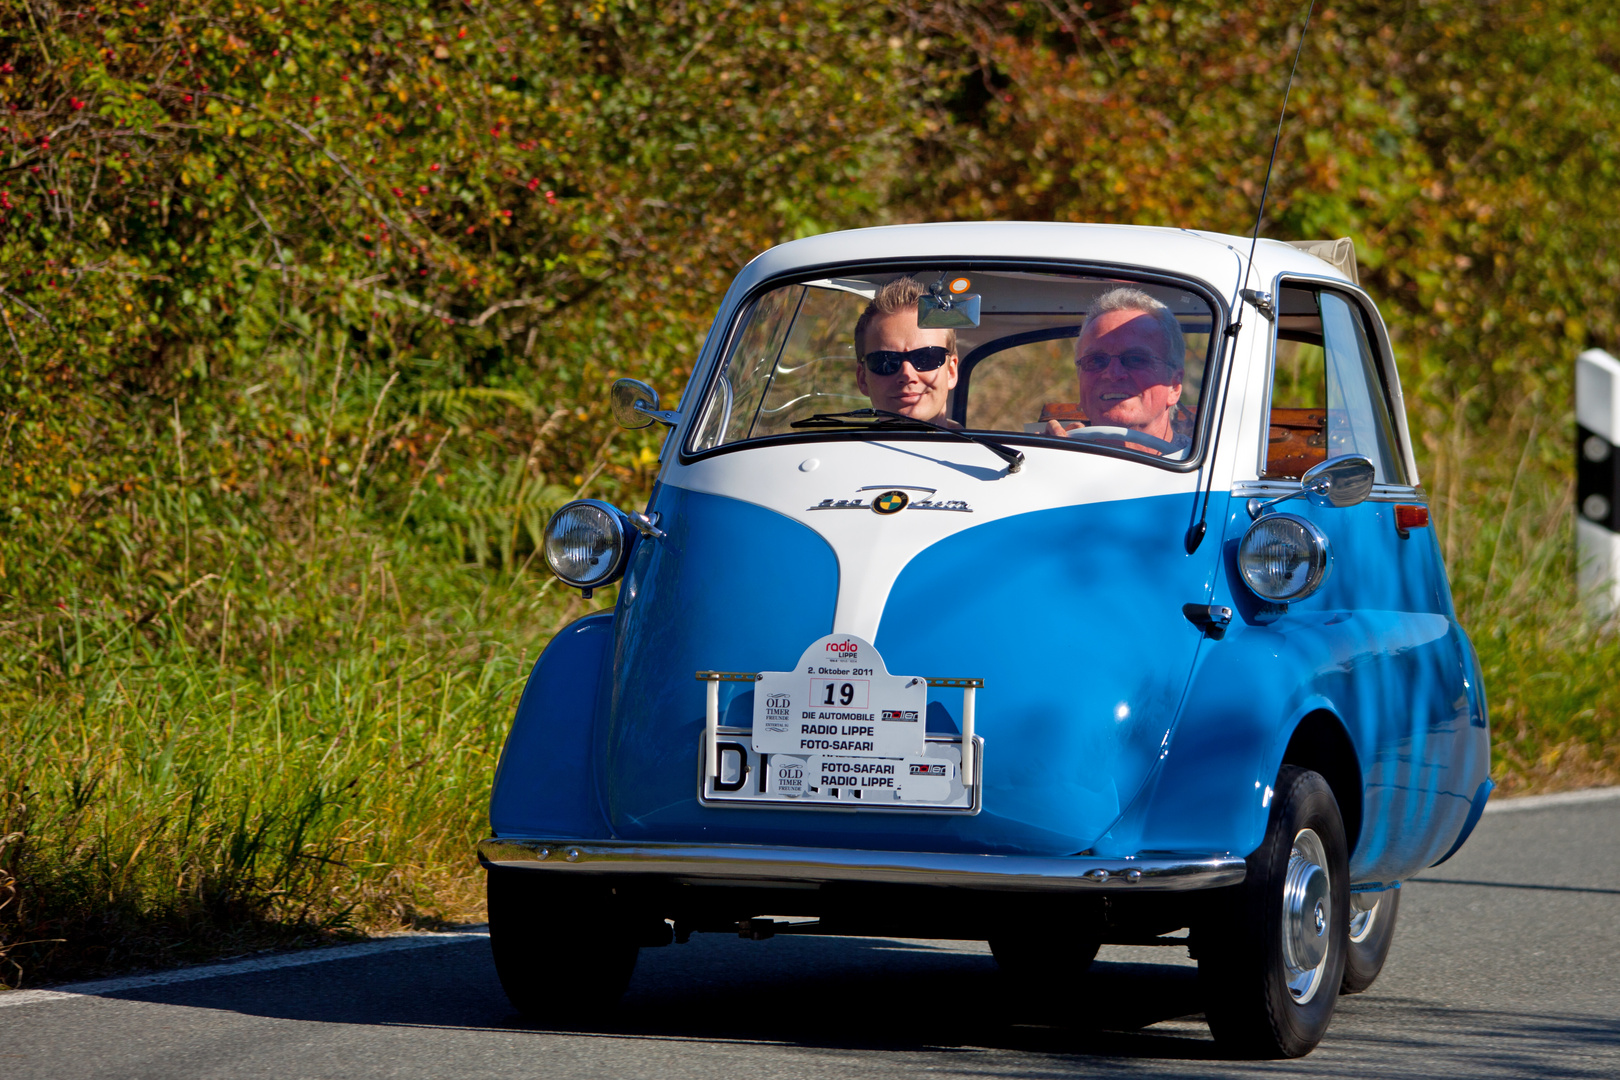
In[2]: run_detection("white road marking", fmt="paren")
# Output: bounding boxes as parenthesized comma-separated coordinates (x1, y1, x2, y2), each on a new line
(0, 927, 488, 1010)
(1485, 785, 1620, 814)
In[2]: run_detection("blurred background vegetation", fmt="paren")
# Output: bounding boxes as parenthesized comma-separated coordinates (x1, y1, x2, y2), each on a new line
(1, 0, 1616, 987)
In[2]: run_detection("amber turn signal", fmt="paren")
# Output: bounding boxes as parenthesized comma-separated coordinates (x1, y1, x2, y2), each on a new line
(1394, 504, 1430, 536)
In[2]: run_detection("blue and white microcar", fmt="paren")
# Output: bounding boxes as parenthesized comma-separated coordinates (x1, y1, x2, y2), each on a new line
(479, 223, 1492, 1057)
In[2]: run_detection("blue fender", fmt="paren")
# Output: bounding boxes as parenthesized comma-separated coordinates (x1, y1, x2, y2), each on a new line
(1102, 609, 1479, 882)
(1430, 627, 1493, 865)
(1092, 623, 1307, 862)
(489, 612, 617, 839)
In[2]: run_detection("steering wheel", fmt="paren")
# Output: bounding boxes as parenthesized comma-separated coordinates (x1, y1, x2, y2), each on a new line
(1058, 425, 1181, 455)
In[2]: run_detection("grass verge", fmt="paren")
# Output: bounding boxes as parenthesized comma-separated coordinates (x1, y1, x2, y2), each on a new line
(0, 505, 612, 989)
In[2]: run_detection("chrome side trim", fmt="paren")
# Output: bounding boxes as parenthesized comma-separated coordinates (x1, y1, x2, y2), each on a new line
(478, 838, 1246, 893)
(1232, 481, 1426, 504)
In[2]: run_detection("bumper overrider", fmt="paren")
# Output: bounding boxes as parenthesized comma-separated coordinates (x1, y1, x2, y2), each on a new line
(478, 838, 1246, 892)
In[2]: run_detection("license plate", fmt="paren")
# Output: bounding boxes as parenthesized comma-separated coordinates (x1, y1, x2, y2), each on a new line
(700, 634, 980, 813)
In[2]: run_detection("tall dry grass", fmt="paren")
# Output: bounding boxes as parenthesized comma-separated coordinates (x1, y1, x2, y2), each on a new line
(1424, 397, 1620, 794)
(0, 324, 629, 989)
(0, 508, 613, 988)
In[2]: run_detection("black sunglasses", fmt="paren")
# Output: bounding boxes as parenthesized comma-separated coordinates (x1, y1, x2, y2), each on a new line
(862, 346, 952, 376)
(1077, 350, 1168, 374)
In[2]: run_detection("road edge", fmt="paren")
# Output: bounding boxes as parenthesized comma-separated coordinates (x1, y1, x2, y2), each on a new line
(0, 927, 489, 1010)
(1485, 784, 1620, 814)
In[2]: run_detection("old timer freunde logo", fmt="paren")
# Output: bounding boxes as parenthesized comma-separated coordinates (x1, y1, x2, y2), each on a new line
(872, 490, 909, 515)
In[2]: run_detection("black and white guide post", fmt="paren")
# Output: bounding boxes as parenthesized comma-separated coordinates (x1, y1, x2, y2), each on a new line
(1577, 348, 1620, 616)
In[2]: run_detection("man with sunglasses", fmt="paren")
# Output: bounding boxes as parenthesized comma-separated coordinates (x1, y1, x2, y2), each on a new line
(1046, 287, 1190, 456)
(853, 277, 961, 427)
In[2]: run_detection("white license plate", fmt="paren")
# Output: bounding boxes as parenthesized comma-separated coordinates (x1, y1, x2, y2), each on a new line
(702, 736, 979, 812)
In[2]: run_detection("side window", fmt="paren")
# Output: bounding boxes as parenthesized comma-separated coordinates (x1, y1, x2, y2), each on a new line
(693, 286, 803, 450)
(1264, 287, 1408, 484)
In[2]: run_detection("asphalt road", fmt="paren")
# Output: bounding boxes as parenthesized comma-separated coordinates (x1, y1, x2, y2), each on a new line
(3, 791, 1617, 1079)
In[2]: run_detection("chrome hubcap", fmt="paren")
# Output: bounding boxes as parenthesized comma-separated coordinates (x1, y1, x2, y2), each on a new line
(1348, 891, 1383, 944)
(1281, 828, 1332, 1005)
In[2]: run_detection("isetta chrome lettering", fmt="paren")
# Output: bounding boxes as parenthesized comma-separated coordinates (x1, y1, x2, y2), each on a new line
(482, 223, 1491, 1058)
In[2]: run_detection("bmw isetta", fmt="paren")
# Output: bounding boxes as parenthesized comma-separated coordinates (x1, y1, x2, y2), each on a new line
(479, 223, 1492, 1057)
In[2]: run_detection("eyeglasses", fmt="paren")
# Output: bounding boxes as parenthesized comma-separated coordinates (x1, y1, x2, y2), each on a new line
(1077, 351, 1168, 374)
(862, 346, 952, 376)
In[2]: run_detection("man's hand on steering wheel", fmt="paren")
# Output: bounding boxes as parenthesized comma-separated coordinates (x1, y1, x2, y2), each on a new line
(1043, 420, 1180, 455)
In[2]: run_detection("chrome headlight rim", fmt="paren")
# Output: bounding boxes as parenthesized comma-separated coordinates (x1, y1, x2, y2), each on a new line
(1238, 512, 1331, 603)
(543, 499, 632, 590)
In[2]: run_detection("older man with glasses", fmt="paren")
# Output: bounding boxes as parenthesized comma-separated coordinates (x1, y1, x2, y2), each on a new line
(852, 276, 961, 427)
(1046, 286, 1189, 456)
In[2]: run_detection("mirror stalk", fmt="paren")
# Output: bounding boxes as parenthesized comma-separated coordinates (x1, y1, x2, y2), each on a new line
(1247, 453, 1376, 519)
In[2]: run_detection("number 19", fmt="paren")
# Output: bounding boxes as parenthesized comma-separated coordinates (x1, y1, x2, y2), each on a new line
(822, 682, 854, 706)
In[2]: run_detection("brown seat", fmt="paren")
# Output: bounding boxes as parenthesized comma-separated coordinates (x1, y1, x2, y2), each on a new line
(1266, 408, 1326, 478)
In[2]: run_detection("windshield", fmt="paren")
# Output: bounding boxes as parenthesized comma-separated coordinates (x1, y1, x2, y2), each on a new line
(687, 267, 1217, 463)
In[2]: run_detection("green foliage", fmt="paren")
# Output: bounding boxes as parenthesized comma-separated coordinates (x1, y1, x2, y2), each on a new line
(907, 0, 1620, 422)
(0, 0, 922, 603)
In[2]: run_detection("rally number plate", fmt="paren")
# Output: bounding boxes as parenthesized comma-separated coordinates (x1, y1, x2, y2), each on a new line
(700, 634, 980, 813)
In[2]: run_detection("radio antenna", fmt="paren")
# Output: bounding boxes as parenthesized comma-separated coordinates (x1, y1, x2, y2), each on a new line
(1185, 0, 1317, 555)
(1244, 0, 1317, 291)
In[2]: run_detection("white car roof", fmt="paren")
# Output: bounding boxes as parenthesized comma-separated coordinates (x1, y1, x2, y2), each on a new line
(725, 222, 1356, 306)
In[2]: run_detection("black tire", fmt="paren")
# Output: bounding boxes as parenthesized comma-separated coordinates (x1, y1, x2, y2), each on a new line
(1340, 887, 1400, 994)
(486, 868, 641, 1022)
(989, 928, 1100, 991)
(1197, 766, 1349, 1059)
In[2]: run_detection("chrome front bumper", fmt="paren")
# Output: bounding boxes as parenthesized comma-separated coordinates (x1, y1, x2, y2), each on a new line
(478, 838, 1246, 893)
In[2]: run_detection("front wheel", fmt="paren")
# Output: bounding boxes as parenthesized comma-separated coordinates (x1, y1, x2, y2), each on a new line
(486, 868, 641, 1022)
(1197, 766, 1349, 1058)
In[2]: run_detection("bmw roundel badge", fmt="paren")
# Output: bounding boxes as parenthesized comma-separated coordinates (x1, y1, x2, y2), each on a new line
(872, 490, 909, 515)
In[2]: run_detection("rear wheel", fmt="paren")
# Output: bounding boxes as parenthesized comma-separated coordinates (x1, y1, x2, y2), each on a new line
(1197, 766, 1349, 1058)
(486, 868, 641, 1022)
(1341, 887, 1400, 994)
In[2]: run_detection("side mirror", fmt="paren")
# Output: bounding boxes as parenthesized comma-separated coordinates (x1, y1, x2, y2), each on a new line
(1301, 454, 1377, 509)
(610, 378, 680, 430)
(1248, 453, 1376, 518)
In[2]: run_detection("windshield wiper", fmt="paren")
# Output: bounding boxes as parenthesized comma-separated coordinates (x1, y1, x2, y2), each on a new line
(790, 409, 1024, 475)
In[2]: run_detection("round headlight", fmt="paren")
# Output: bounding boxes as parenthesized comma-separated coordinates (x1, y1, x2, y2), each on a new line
(544, 500, 629, 589)
(1238, 513, 1330, 603)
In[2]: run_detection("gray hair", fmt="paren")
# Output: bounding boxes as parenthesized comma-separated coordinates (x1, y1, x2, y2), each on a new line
(1081, 287, 1186, 372)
